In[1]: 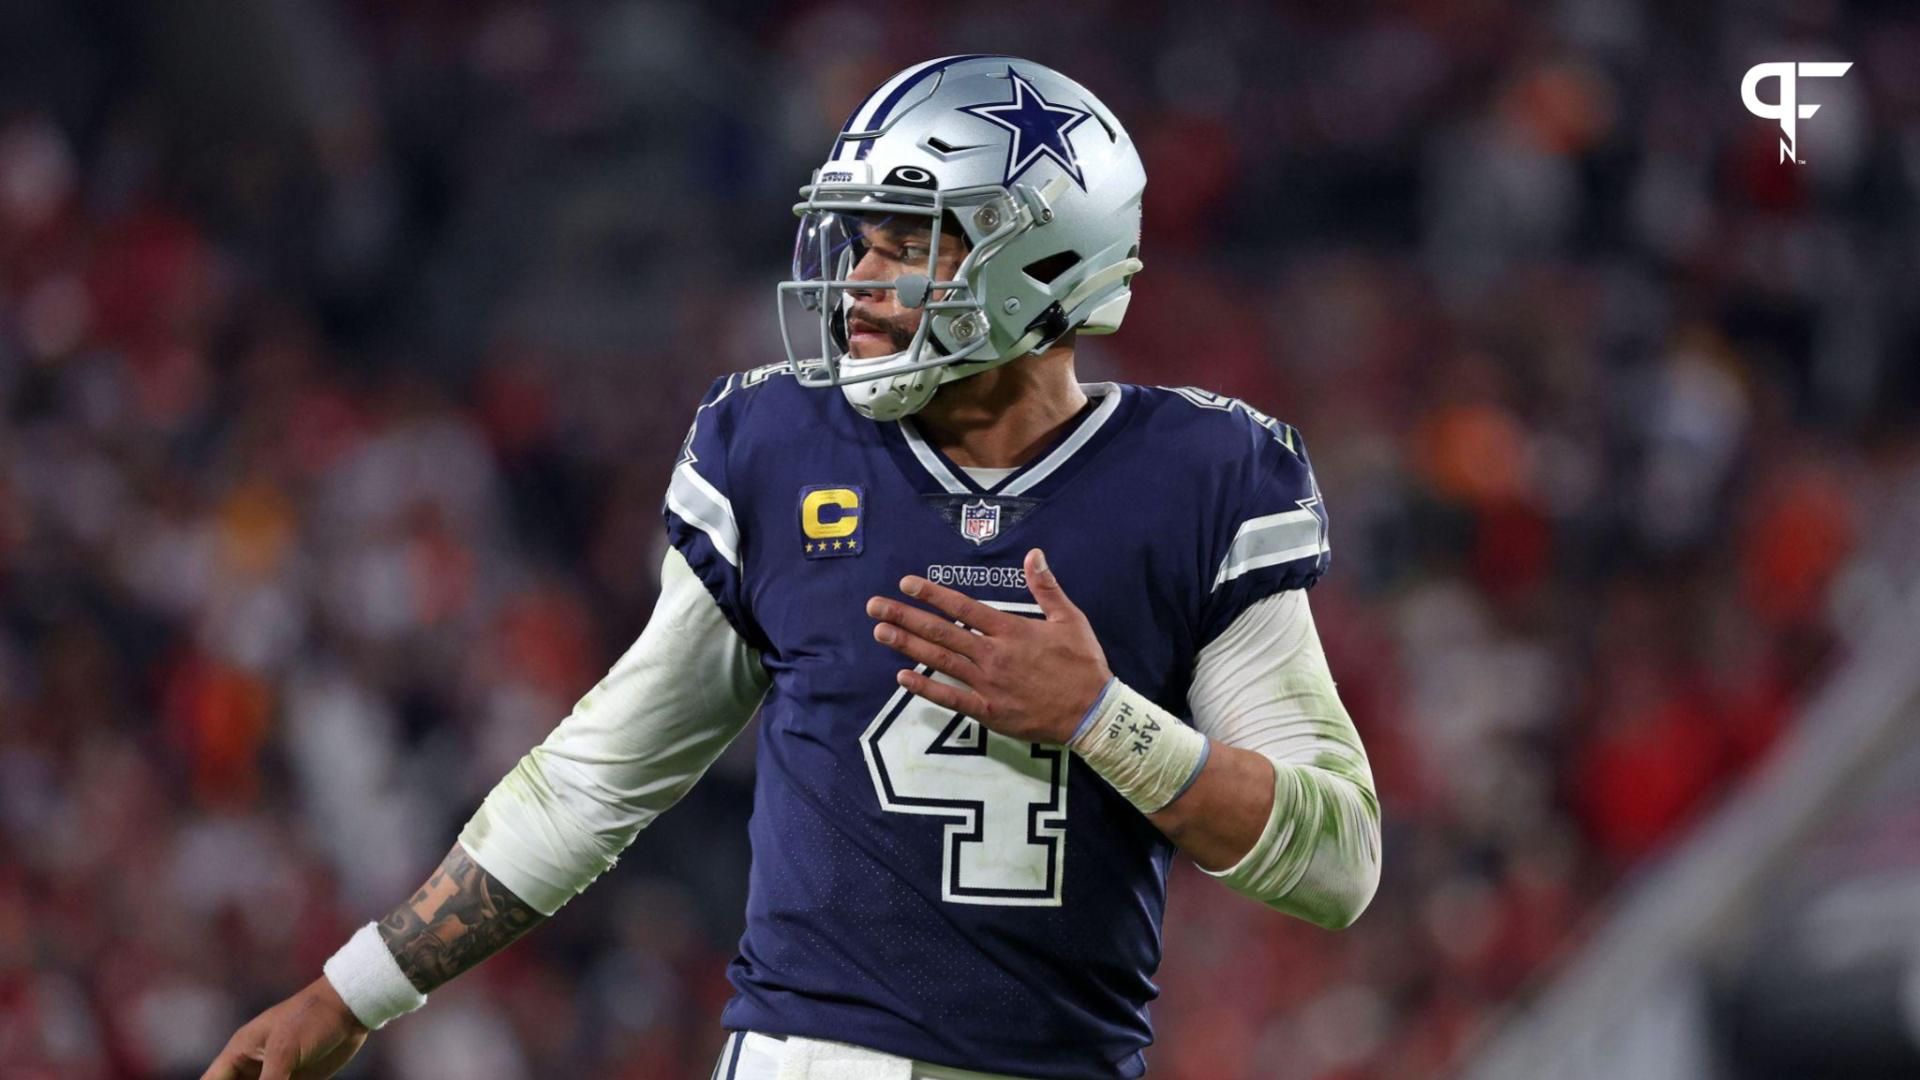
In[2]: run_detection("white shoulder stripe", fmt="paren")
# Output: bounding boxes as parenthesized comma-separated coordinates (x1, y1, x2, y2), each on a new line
(1213, 508, 1326, 591)
(667, 461, 741, 567)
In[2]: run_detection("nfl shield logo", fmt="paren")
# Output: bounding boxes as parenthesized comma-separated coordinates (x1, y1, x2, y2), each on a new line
(961, 499, 1001, 545)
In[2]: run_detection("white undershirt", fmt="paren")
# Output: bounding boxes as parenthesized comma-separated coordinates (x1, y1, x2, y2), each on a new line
(957, 464, 1019, 488)
(460, 546, 1379, 922)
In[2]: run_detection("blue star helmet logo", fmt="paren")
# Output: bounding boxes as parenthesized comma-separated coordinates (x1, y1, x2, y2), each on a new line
(959, 67, 1094, 191)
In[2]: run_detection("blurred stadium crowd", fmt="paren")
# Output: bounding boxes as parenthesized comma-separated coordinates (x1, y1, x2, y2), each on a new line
(2, 1, 1917, 1078)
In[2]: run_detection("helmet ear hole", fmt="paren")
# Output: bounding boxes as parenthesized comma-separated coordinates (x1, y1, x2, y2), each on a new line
(1022, 251, 1080, 285)
(1023, 302, 1071, 350)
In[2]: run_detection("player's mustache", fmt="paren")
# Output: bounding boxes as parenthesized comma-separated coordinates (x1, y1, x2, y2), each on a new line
(848, 309, 915, 351)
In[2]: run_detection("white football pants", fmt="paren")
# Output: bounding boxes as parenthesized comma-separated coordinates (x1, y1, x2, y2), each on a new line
(710, 1031, 1040, 1080)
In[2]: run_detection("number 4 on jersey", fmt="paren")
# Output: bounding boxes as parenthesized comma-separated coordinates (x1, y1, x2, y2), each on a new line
(860, 601, 1069, 907)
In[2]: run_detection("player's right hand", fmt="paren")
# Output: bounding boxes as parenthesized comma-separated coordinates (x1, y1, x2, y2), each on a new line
(200, 975, 370, 1080)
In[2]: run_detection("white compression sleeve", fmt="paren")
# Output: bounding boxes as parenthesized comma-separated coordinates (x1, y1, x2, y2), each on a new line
(458, 544, 771, 915)
(1189, 589, 1381, 929)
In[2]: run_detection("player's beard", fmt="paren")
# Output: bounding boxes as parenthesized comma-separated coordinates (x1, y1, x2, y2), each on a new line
(847, 308, 918, 359)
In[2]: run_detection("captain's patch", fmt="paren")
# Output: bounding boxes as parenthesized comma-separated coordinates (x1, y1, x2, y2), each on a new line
(800, 485, 863, 559)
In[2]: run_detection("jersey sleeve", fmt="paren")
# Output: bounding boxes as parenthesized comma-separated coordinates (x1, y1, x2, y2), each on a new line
(663, 373, 768, 651)
(1196, 411, 1331, 650)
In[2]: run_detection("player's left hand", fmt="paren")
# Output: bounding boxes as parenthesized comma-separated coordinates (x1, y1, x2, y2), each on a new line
(867, 547, 1112, 745)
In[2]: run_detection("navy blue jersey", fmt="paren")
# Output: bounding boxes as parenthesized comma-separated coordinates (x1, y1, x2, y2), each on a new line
(662, 365, 1329, 1079)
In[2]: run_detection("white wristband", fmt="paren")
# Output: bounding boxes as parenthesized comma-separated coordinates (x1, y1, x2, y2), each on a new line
(322, 922, 427, 1030)
(1069, 678, 1210, 815)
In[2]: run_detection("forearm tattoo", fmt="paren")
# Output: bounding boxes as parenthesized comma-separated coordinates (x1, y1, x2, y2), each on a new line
(376, 843, 545, 994)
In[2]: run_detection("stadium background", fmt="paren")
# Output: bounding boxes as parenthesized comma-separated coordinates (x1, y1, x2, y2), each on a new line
(2, 1, 1917, 1077)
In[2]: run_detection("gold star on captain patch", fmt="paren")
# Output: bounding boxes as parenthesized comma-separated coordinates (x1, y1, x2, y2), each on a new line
(832, 539, 844, 549)
(804, 542, 815, 553)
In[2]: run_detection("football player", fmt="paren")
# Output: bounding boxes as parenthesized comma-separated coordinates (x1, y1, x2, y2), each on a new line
(202, 57, 1380, 1080)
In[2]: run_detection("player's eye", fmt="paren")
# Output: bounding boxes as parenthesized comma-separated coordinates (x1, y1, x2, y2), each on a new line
(863, 241, 914, 264)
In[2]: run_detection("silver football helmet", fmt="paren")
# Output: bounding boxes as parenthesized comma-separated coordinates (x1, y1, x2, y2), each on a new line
(779, 56, 1146, 421)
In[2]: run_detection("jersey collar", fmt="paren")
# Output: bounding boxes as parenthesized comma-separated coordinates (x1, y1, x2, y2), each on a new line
(889, 382, 1128, 498)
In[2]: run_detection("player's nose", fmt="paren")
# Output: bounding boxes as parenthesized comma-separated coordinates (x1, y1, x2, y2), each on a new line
(845, 248, 892, 304)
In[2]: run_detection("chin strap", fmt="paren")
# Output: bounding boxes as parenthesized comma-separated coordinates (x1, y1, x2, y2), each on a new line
(846, 254, 1149, 418)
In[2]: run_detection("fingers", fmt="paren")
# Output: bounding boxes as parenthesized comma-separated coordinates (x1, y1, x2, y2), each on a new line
(1022, 548, 1080, 621)
(204, 988, 367, 1080)
(199, 1052, 250, 1080)
(897, 575, 1017, 635)
(202, 1023, 266, 1080)
(897, 667, 991, 719)
(305, 1031, 368, 1078)
(873, 621, 980, 682)
(259, 1028, 298, 1080)
(866, 597, 983, 661)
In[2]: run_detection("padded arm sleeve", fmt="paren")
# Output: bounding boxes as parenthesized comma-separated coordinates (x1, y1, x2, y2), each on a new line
(1188, 588, 1381, 929)
(459, 544, 772, 915)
